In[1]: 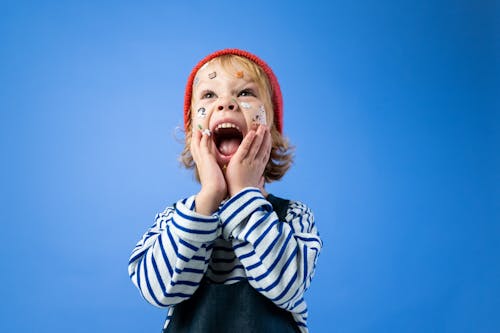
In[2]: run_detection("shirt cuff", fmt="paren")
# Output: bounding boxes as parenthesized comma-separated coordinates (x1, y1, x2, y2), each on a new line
(170, 196, 220, 243)
(219, 187, 272, 239)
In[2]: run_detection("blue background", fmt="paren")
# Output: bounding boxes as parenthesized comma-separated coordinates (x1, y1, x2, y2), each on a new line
(1, 0, 498, 332)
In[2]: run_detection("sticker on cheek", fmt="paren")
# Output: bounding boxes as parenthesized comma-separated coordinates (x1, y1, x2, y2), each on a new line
(196, 107, 207, 118)
(240, 102, 252, 109)
(208, 72, 217, 79)
(252, 105, 267, 125)
(197, 124, 211, 136)
(257, 105, 267, 125)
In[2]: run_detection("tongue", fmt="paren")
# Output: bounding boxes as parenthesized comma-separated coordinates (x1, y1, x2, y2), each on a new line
(219, 138, 240, 156)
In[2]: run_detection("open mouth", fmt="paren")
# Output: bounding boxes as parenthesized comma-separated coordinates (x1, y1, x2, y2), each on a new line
(213, 123, 243, 157)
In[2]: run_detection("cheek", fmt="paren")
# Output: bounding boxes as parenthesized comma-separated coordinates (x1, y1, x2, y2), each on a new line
(241, 102, 267, 126)
(248, 105, 267, 125)
(240, 102, 254, 124)
(192, 102, 213, 129)
(195, 106, 208, 119)
(254, 105, 267, 125)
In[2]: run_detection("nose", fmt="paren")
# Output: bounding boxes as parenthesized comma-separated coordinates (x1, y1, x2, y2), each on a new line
(217, 98, 238, 111)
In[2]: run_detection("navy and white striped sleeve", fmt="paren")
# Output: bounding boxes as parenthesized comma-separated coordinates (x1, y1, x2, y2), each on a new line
(128, 195, 220, 307)
(218, 187, 322, 313)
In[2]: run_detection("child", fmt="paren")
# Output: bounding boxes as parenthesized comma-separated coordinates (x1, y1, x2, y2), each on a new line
(128, 49, 322, 333)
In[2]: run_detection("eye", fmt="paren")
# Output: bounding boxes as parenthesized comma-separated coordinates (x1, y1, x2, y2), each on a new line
(238, 88, 256, 97)
(201, 90, 216, 99)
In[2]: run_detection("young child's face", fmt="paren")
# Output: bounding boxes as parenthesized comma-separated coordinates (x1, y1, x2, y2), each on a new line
(191, 61, 270, 167)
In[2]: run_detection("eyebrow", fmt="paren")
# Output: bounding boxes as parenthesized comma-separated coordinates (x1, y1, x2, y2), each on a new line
(196, 88, 215, 97)
(238, 82, 260, 94)
(194, 80, 259, 97)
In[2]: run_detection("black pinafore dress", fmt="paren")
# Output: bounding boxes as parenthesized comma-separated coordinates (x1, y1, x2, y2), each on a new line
(164, 194, 300, 333)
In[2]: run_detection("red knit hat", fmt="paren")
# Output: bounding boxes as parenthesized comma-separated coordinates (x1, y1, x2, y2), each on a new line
(184, 49, 283, 133)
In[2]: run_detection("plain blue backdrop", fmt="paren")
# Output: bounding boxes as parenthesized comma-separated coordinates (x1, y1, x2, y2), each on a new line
(1, 0, 498, 332)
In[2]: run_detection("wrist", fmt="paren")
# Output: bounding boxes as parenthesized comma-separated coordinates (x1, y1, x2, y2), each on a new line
(228, 185, 259, 198)
(219, 187, 267, 240)
(196, 189, 225, 215)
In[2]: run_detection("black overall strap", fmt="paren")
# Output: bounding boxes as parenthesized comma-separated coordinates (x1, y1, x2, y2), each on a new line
(164, 194, 299, 333)
(266, 194, 290, 221)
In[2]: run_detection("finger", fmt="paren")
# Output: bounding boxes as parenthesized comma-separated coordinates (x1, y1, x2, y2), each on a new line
(200, 129, 210, 152)
(256, 127, 272, 163)
(190, 129, 202, 163)
(246, 125, 265, 161)
(234, 130, 256, 161)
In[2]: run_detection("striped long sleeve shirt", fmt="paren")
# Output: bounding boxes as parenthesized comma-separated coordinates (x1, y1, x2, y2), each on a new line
(128, 187, 322, 333)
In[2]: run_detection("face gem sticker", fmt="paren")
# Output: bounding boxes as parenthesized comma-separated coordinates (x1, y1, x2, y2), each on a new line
(235, 71, 244, 78)
(197, 124, 211, 136)
(194, 76, 200, 87)
(252, 105, 267, 125)
(240, 102, 251, 109)
(208, 72, 217, 79)
(196, 107, 207, 118)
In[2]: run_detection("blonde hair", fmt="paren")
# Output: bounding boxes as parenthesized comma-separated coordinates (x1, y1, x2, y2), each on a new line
(180, 54, 294, 183)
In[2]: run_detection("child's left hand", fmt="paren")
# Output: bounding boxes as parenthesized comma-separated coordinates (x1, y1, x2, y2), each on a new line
(225, 124, 271, 197)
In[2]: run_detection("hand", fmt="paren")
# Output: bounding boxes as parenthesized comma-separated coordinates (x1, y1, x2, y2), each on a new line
(190, 129, 227, 215)
(225, 125, 271, 197)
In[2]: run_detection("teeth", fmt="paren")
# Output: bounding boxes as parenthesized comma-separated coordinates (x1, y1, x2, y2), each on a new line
(215, 123, 241, 132)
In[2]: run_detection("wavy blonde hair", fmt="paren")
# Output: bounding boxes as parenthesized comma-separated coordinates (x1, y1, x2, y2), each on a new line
(180, 54, 294, 183)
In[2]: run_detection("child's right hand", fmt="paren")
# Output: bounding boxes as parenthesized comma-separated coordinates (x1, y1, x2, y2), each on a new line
(190, 128, 227, 215)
